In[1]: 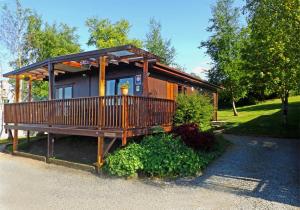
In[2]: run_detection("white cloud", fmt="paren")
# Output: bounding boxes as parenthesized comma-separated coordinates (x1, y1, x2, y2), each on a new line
(189, 66, 208, 80)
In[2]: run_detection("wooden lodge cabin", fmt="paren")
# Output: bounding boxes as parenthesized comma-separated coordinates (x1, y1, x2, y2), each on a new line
(3, 45, 220, 169)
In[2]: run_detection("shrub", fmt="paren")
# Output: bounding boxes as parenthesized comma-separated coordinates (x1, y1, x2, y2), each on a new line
(103, 143, 144, 177)
(103, 134, 228, 178)
(141, 133, 204, 177)
(173, 93, 213, 131)
(172, 123, 215, 151)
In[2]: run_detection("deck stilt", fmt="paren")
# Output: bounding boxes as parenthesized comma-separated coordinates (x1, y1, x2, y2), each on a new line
(122, 133, 127, 146)
(96, 136, 104, 173)
(12, 129, 18, 153)
(46, 133, 54, 162)
(26, 131, 30, 143)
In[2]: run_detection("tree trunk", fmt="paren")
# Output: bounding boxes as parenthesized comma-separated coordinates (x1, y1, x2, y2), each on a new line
(282, 92, 289, 126)
(232, 99, 238, 116)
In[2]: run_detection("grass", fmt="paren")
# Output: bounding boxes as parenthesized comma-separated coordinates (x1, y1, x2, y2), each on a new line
(218, 95, 300, 138)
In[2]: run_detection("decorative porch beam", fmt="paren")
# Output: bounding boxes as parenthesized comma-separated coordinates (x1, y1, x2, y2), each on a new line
(47, 62, 55, 161)
(28, 76, 32, 102)
(143, 59, 149, 96)
(26, 76, 32, 143)
(48, 62, 55, 100)
(96, 56, 106, 172)
(13, 75, 20, 153)
(99, 56, 106, 96)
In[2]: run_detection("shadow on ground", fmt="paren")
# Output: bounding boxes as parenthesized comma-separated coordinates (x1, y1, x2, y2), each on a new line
(17, 135, 122, 165)
(172, 135, 300, 207)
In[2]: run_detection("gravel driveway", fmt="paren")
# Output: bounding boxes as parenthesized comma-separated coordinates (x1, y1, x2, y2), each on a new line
(0, 134, 299, 210)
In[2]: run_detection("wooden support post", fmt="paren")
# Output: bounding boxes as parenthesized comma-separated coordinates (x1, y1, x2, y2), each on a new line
(96, 56, 106, 172)
(27, 76, 32, 143)
(28, 76, 32, 102)
(47, 63, 55, 161)
(48, 62, 55, 100)
(143, 59, 149, 96)
(46, 133, 54, 162)
(96, 136, 104, 172)
(122, 95, 128, 146)
(13, 75, 20, 153)
(99, 56, 106, 97)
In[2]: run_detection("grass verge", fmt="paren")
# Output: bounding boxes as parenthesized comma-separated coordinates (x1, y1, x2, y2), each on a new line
(218, 96, 300, 138)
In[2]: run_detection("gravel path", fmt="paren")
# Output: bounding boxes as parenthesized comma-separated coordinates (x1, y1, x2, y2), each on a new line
(0, 134, 299, 210)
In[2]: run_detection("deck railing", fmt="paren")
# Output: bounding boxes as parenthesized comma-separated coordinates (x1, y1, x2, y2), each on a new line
(3, 95, 175, 130)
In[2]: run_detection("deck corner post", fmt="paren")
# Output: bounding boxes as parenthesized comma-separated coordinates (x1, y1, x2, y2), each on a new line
(99, 56, 106, 97)
(121, 95, 128, 146)
(12, 130, 18, 154)
(46, 133, 54, 162)
(96, 56, 107, 172)
(48, 62, 55, 100)
(13, 75, 20, 153)
(96, 136, 104, 173)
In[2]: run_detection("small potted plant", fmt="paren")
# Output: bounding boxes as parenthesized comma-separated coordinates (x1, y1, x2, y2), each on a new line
(120, 82, 130, 95)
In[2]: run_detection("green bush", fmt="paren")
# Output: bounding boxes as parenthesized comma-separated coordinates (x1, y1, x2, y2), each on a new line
(103, 134, 229, 178)
(103, 143, 144, 177)
(141, 133, 204, 177)
(173, 93, 213, 131)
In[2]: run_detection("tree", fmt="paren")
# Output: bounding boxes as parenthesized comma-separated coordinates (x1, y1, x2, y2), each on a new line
(201, 0, 247, 116)
(145, 18, 176, 66)
(23, 15, 81, 100)
(244, 0, 300, 124)
(0, 0, 32, 101)
(86, 18, 142, 49)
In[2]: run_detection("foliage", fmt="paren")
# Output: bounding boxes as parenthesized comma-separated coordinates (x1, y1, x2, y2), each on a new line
(22, 15, 81, 100)
(103, 143, 144, 177)
(218, 96, 300, 138)
(120, 81, 130, 89)
(172, 123, 215, 151)
(140, 133, 204, 177)
(0, 0, 32, 100)
(144, 18, 176, 66)
(200, 0, 248, 116)
(0, 0, 31, 68)
(24, 15, 81, 62)
(243, 0, 300, 123)
(104, 133, 229, 178)
(173, 93, 213, 131)
(86, 18, 142, 49)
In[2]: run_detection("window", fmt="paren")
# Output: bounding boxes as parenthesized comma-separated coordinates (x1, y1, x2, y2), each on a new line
(56, 86, 73, 99)
(117, 78, 134, 95)
(64, 86, 72, 99)
(178, 85, 187, 95)
(106, 80, 116, 96)
(106, 77, 134, 96)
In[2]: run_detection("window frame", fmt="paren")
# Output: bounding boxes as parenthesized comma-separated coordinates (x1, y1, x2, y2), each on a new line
(55, 84, 73, 99)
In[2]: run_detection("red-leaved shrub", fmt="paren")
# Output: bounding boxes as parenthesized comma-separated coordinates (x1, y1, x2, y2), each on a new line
(172, 123, 215, 151)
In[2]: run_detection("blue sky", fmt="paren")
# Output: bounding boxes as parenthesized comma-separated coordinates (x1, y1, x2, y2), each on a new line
(0, 0, 245, 78)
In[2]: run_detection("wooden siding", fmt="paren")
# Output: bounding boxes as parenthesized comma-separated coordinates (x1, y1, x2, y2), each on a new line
(148, 77, 167, 98)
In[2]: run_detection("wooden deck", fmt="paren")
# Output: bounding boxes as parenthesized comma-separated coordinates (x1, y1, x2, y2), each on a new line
(4, 95, 175, 138)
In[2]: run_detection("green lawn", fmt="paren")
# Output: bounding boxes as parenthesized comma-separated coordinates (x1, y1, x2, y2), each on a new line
(218, 96, 300, 138)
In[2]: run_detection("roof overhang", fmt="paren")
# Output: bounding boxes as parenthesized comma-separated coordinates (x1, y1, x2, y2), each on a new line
(3, 44, 221, 90)
(3, 45, 159, 80)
